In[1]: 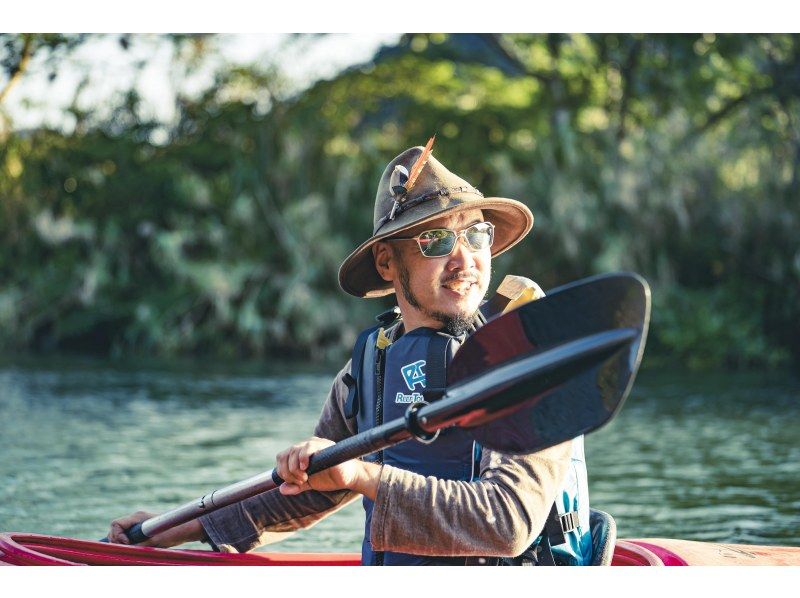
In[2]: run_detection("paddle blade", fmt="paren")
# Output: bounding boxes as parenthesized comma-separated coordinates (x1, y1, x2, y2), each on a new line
(447, 272, 650, 453)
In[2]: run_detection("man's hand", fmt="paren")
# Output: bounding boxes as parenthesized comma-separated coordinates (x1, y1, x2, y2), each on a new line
(107, 511, 204, 548)
(276, 436, 381, 499)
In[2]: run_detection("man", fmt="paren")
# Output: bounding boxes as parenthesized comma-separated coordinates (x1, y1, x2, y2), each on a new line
(108, 143, 592, 565)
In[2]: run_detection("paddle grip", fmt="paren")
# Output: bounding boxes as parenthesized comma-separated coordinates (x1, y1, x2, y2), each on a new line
(307, 430, 384, 474)
(98, 521, 150, 544)
(123, 522, 149, 545)
(269, 428, 395, 487)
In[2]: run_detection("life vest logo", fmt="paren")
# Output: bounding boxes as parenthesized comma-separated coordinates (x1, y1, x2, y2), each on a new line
(400, 360, 426, 391)
(396, 360, 426, 404)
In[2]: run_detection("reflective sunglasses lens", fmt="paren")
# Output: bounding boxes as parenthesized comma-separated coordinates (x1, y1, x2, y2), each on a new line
(418, 229, 456, 257)
(465, 223, 494, 250)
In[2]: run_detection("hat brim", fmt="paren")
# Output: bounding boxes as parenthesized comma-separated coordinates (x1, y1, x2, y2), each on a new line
(338, 196, 534, 298)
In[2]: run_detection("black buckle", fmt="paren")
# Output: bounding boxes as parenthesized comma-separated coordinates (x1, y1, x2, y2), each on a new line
(342, 372, 356, 389)
(375, 306, 401, 326)
(559, 511, 580, 533)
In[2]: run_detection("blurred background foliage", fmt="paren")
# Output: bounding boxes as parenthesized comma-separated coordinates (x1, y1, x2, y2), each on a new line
(1, 33, 798, 369)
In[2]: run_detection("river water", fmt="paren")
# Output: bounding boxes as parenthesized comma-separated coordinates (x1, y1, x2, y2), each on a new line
(1, 357, 798, 552)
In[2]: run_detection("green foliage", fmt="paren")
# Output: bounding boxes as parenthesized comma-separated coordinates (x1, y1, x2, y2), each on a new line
(1, 33, 798, 369)
(651, 284, 790, 369)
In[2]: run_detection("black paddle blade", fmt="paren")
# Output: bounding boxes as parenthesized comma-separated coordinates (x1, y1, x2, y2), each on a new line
(446, 272, 650, 454)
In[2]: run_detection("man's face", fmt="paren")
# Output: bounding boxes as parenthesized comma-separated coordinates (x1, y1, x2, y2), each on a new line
(374, 208, 491, 332)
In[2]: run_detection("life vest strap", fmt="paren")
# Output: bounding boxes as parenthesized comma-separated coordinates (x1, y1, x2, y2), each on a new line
(471, 503, 581, 566)
(529, 503, 580, 566)
(344, 309, 403, 421)
(344, 325, 380, 420)
(422, 332, 450, 402)
(544, 502, 580, 545)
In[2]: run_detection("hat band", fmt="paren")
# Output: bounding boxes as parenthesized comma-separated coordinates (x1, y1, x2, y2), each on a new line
(374, 185, 484, 233)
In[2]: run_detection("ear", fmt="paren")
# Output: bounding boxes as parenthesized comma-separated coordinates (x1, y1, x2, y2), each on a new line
(373, 242, 395, 283)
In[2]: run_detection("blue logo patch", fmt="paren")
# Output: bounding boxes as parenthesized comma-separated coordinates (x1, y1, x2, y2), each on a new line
(401, 359, 426, 391)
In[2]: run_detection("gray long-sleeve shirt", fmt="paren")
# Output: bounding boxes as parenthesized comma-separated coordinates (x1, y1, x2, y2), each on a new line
(199, 359, 572, 557)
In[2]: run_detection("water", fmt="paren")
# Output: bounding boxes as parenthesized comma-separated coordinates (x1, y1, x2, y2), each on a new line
(1, 358, 798, 553)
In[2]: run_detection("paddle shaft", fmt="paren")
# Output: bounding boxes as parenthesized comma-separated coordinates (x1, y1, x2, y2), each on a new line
(123, 327, 636, 543)
(128, 417, 412, 542)
(125, 275, 542, 543)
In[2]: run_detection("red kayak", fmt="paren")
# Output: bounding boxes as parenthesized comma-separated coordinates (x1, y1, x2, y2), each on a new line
(2, 532, 798, 566)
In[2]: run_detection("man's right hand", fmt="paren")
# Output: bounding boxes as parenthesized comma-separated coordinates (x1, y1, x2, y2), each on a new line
(107, 511, 205, 548)
(275, 436, 381, 500)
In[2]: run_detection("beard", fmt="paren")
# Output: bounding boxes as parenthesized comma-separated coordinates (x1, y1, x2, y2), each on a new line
(395, 251, 481, 336)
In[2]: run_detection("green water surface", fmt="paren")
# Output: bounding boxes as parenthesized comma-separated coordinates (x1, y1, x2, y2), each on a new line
(1, 358, 797, 552)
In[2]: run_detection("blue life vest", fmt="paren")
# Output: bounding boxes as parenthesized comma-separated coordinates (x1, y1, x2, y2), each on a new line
(548, 435, 593, 566)
(345, 319, 592, 566)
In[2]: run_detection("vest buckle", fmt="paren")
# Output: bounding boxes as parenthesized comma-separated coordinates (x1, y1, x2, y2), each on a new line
(559, 511, 580, 534)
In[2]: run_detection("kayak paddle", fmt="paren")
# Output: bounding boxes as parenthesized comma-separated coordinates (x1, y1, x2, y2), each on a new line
(456, 271, 650, 452)
(118, 272, 650, 545)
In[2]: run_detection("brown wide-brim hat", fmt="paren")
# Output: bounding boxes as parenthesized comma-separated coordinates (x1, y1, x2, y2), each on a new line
(338, 145, 534, 298)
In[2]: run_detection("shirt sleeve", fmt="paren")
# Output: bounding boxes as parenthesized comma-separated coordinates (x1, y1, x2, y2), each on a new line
(368, 440, 572, 557)
(199, 361, 361, 553)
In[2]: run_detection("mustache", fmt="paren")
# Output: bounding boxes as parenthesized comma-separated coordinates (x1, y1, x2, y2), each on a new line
(441, 271, 481, 285)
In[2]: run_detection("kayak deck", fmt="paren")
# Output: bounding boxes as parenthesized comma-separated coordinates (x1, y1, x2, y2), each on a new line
(628, 538, 800, 566)
(0, 533, 656, 566)
(0, 533, 361, 566)
(2, 533, 798, 566)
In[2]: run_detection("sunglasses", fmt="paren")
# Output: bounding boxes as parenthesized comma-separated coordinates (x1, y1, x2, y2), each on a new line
(388, 221, 495, 258)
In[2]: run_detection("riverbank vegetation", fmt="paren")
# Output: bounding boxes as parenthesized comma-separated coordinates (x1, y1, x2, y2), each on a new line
(1, 33, 798, 369)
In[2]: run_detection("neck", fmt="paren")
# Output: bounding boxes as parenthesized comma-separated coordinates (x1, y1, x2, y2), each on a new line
(398, 310, 443, 334)
(396, 301, 476, 338)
